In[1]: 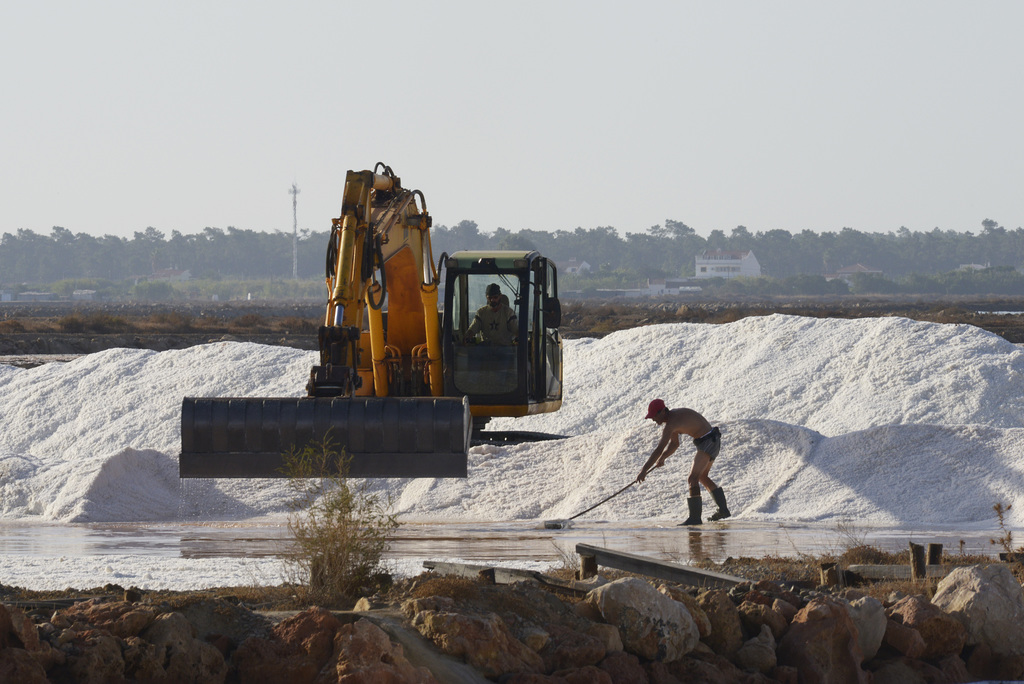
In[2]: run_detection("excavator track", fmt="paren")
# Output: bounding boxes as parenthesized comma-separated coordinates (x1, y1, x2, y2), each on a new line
(180, 396, 471, 479)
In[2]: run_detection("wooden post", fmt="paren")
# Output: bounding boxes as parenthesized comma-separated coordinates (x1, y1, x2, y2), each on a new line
(820, 562, 839, 587)
(927, 543, 943, 566)
(578, 554, 598, 580)
(910, 543, 926, 581)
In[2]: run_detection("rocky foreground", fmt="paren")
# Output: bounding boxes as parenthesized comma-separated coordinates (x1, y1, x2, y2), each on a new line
(3, 563, 1024, 683)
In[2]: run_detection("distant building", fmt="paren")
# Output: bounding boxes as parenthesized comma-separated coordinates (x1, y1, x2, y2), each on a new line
(695, 250, 761, 279)
(642, 278, 702, 295)
(151, 269, 191, 282)
(17, 292, 56, 302)
(72, 289, 97, 301)
(561, 258, 591, 275)
(958, 262, 991, 271)
(825, 263, 883, 282)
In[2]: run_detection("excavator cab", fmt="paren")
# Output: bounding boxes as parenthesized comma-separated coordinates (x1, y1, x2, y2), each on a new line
(442, 251, 563, 432)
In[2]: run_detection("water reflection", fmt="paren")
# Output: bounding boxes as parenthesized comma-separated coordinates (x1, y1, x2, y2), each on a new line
(0, 520, 1004, 564)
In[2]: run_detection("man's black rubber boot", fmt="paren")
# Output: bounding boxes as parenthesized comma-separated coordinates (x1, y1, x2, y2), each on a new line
(679, 496, 702, 526)
(709, 486, 731, 521)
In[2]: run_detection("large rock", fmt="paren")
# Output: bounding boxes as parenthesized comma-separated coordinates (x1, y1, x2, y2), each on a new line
(232, 636, 321, 684)
(65, 630, 126, 684)
(598, 650, 648, 683)
(140, 611, 227, 683)
(734, 623, 777, 673)
(886, 594, 966, 659)
(737, 600, 788, 640)
(776, 596, 869, 684)
(412, 609, 543, 678)
(538, 623, 606, 672)
(932, 564, 1024, 657)
(844, 596, 886, 661)
(0, 647, 49, 684)
(658, 584, 712, 638)
(584, 577, 699, 662)
(882, 619, 925, 659)
(53, 599, 159, 638)
(273, 607, 342, 666)
(322, 618, 437, 684)
(697, 589, 744, 658)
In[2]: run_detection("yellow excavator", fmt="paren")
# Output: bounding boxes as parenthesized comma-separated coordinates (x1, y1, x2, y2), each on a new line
(180, 163, 563, 479)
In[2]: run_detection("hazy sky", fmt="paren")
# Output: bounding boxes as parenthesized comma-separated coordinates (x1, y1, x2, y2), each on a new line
(4, 1, 1022, 240)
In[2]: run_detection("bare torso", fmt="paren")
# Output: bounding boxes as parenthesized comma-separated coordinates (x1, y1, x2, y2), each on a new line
(662, 407, 713, 440)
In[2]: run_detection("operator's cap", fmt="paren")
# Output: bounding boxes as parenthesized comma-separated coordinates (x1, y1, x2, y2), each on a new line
(486, 283, 501, 296)
(645, 398, 666, 420)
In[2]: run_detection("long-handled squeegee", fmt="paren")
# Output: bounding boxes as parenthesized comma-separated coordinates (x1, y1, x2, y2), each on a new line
(543, 480, 637, 529)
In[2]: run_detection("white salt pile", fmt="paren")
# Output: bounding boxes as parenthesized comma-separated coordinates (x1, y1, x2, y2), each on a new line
(1, 314, 1023, 589)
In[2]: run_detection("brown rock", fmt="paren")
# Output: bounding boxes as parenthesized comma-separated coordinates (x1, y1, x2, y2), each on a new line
(696, 589, 744, 658)
(320, 618, 437, 684)
(966, 642, 1024, 681)
(55, 598, 159, 638)
(772, 598, 798, 622)
(658, 584, 712, 639)
(887, 594, 967, 659)
(585, 578, 699, 662)
(663, 650, 746, 683)
(737, 600, 788, 640)
(67, 631, 125, 683)
(232, 636, 321, 684)
(734, 624, 777, 674)
(882, 618, 926, 659)
(412, 609, 543, 678)
(0, 648, 49, 684)
(273, 606, 342, 666)
(556, 664, 615, 683)
(586, 622, 623, 654)
(776, 596, 869, 684)
(752, 580, 804, 608)
(936, 654, 971, 683)
(869, 656, 947, 684)
(0, 604, 14, 650)
(769, 665, 799, 684)
(599, 650, 648, 683)
(141, 611, 227, 683)
(401, 595, 455, 619)
(123, 635, 166, 682)
(4, 606, 40, 653)
(539, 623, 606, 672)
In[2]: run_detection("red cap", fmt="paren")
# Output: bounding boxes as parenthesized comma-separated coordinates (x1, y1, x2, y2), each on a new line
(645, 398, 666, 420)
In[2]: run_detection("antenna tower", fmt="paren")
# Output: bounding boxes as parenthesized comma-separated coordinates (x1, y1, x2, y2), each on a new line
(289, 183, 300, 279)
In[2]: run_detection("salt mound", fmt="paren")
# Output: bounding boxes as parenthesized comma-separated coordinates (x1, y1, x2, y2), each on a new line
(1, 315, 1022, 525)
(490, 314, 1024, 436)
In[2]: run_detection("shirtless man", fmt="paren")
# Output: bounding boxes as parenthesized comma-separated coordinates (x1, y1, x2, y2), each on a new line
(635, 398, 730, 525)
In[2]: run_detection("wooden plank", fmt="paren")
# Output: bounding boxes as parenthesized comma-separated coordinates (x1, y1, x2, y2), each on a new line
(846, 564, 954, 580)
(574, 543, 742, 589)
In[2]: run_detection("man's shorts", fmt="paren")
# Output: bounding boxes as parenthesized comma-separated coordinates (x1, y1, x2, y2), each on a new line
(693, 426, 722, 461)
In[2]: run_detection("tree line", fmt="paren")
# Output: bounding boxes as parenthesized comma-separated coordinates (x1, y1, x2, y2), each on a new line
(2, 219, 1024, 296)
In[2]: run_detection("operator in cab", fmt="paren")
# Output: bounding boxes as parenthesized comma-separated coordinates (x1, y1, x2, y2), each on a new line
(466, 283, 518, 345)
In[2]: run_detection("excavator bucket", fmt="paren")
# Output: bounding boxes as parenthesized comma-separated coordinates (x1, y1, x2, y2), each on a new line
(179, 396, 470, 479)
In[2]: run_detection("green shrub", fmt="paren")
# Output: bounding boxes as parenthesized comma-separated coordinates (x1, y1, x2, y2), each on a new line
(283, 437, 398, 606)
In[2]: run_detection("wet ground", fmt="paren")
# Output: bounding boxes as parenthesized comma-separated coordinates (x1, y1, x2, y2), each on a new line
(0, 519, 1003, 567)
